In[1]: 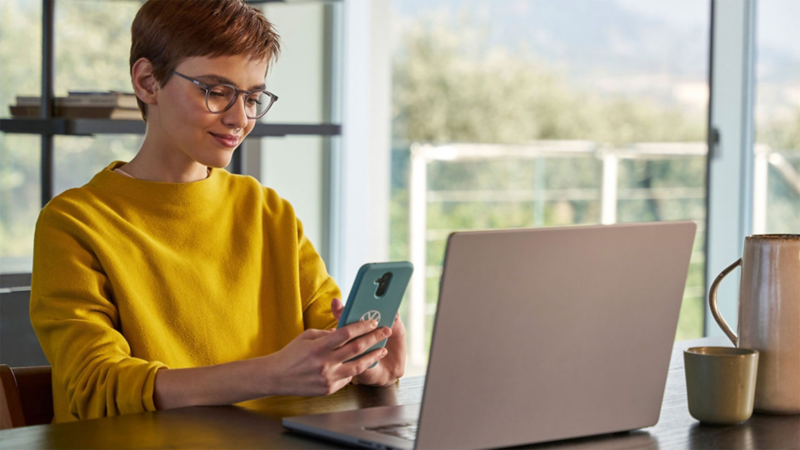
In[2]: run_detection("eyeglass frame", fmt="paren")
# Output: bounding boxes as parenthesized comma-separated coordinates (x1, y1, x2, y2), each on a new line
(171, 70, 278, 119)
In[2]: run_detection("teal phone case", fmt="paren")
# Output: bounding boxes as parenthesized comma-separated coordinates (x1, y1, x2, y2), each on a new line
(338, 261, 413, 366)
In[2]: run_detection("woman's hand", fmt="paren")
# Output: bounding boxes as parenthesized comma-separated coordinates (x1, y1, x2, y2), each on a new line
(262, 318, 391, 397)
(153, 299, 403, 407)
(331, 298, 407, 387)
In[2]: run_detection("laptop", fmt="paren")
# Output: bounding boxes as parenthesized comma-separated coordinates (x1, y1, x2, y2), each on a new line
(283, 221, 697, 449)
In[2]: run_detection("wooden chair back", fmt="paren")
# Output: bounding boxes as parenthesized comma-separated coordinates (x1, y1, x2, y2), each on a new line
(0, 365, 54, 429)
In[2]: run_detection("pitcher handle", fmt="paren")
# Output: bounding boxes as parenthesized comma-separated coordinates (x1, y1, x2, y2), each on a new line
(709, 258, 741, 346)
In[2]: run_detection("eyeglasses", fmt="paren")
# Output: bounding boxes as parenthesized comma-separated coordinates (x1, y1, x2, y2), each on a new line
(171, 70, 278, 119)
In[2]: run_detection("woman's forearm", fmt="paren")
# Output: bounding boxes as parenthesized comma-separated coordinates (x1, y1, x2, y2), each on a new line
(153, 356, 274, 410)
(153, 322, 394, 410)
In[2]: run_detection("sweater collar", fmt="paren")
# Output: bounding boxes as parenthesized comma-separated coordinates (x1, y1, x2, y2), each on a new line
(88, 161, 226, 206)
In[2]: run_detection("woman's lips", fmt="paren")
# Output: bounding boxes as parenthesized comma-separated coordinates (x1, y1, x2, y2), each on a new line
(209, 132, 240, 148)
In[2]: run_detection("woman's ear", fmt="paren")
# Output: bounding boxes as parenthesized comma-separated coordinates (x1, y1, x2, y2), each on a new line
(131, 57, 160, 106)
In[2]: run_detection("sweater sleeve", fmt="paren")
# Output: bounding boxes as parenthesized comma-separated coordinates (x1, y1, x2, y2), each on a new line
(295, 217, 342, 331)
(29, 202, 168, 421)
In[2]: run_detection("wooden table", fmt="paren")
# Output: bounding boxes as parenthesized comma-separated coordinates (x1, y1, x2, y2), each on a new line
(1, 336, 798, 449)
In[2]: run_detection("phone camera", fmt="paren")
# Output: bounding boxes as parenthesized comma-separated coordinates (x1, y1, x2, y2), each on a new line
(374, 272, 393, 297)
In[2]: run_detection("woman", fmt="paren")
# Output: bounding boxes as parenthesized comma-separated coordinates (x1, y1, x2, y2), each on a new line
(30, 0, 405, 423)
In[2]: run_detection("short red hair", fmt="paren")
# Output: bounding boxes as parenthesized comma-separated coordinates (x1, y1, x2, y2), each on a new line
(130, 0, 281, 121)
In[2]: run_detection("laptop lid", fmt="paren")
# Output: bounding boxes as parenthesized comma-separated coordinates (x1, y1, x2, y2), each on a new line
(415, 221, 696, 449)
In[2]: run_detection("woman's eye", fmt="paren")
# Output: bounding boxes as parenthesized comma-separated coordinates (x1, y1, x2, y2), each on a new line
(209, 90, 226, 97)
(247, 97, 261, 105)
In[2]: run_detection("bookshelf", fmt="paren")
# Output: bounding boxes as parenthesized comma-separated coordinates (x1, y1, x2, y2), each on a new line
(0, 119, 341, 138)
(1, 0, 342, 207)
(1, 0, 342, 288)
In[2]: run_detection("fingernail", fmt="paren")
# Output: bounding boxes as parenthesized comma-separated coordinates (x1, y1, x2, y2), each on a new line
(381, 349, 388, 357)
(371, 320, 378, 328)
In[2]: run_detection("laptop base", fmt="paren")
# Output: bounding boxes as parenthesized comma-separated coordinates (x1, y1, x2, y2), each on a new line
(282, 404, 419, 450)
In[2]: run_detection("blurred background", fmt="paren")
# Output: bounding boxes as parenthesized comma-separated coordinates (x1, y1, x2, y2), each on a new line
(1, 0, 798, 375)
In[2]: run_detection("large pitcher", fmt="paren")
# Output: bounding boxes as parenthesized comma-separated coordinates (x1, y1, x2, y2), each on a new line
(709, 234, 800, 414)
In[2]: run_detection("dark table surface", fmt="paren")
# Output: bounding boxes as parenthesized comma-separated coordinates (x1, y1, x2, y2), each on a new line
(1, 336, 798, 449)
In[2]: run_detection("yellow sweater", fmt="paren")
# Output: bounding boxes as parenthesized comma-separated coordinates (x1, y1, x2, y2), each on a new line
(30, 161, 341, 423)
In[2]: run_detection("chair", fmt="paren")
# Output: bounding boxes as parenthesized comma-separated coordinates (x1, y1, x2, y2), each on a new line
(0, 365, 53, 429)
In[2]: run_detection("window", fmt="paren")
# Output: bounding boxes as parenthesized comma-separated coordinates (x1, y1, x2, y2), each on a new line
(754, 0, 800, 233)
(0, 0, 41, 274)
(389, 0, 711, 374)
(0, 0, 341, 279)
(52, 1, 142, 193)
(255, 2, 339, 263)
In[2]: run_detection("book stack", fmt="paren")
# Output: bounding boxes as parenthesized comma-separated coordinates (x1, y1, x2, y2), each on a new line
(10, 91, 143, 120)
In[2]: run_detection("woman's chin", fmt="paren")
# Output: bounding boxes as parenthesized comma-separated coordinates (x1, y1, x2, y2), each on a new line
(192, 150, 234, 170)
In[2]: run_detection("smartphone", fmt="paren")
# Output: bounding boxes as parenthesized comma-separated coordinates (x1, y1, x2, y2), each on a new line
(337, 261, 414, 366)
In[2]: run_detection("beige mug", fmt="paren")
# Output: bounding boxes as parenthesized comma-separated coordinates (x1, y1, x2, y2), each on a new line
(684, 346, 759, 424)
(709, 234, 800, 414)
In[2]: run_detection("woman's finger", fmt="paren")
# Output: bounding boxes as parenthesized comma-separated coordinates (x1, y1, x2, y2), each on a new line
(332, 327, 391, 361)
(302, 328, 333, 340)
(331, 298, 344, 322)
(336, 347, 388, 379)
(324, 319, 378, 349)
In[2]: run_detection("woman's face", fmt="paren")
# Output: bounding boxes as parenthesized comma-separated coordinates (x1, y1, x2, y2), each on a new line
(153, 54, 268, 169)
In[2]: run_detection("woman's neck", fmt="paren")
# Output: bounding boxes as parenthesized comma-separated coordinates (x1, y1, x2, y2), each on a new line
(121, 133, 211, 182)
(114, 165, 210, 180)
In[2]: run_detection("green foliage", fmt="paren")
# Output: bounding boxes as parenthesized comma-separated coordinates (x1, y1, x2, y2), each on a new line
(0, 1, 141, 257)
(0, 1, 42, 256)
(758, 111, 800, 232)
(389, 17, 715, 347)
(392, 18, 706, 146)
(53, 1, 143, 95)
(759, 109, 800, 150)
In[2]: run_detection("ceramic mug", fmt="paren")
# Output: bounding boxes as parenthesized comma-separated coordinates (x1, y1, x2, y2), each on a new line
(709, 234, 800, 414)
(684, 346, 759, 424)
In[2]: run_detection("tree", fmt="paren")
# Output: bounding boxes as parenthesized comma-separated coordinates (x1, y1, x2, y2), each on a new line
(389, 17, 711, 342)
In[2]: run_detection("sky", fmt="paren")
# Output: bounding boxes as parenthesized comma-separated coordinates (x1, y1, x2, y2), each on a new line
(390, 0, 800, 112)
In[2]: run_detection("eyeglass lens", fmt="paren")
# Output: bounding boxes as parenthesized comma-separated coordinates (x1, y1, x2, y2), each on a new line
(206, 85, 272, 118)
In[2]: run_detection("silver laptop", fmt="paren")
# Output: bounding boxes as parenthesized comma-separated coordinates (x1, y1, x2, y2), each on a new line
(283, 221, 697, 449)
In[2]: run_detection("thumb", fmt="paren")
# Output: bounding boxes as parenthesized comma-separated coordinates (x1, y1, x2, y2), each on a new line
(331, 298, 344, 320)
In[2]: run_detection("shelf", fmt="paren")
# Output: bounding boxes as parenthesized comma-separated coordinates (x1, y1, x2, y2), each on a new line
(0, 273, 31, 291)
(0, 118, 341, 137)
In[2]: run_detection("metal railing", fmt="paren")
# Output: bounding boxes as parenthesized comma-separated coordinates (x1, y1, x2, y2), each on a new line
(407, 141, 800, 369)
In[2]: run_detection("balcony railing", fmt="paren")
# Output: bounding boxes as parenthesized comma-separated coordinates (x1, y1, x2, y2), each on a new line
(406, 141, 800, 372)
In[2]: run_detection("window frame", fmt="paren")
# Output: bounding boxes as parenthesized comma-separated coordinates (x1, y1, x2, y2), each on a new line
(704, 0, 757, 337)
